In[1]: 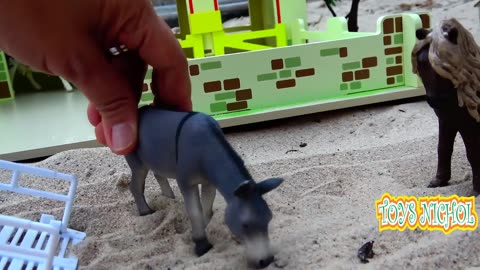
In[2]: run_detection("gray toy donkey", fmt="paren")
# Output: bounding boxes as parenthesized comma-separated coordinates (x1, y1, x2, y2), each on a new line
(125, 105, 283, 269)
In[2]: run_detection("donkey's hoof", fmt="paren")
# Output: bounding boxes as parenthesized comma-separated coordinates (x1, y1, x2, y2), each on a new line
(428, 177, 449, 188)
(468, 190, 480, 197)
(473, 177, 480, 193)
(163, 192, 175, 199)
(194, 239, 213, 256)
(139, 208, 155, 216)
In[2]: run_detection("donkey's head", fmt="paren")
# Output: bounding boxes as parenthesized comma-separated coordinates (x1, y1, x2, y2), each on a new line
(224, 177, 283, 269)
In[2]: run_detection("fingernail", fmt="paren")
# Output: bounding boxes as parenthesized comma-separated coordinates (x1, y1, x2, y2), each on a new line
(111, 122, 135, 152)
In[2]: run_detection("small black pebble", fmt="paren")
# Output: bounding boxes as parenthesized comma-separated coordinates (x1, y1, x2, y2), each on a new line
(300, 143, 307, 147)
(399, 109, 406, 112)
(358, 240, 375, 263)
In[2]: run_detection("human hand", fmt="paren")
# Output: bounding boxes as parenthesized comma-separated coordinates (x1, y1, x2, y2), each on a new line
(0, 0, 192, 155)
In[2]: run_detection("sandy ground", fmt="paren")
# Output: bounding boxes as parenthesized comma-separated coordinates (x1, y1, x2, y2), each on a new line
(1, 0, 480, 269)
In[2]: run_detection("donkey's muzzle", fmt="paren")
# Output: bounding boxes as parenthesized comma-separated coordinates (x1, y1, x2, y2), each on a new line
(252, 255, 274, 269)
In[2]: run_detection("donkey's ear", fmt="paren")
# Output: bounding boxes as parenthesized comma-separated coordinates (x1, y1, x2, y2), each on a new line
(234, 180, 255, 198)
(256, 178, 284, 195)
(416, 29, 431, 40)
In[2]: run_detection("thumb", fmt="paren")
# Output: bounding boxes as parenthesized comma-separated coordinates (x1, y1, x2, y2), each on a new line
(57, 40, 141, 155)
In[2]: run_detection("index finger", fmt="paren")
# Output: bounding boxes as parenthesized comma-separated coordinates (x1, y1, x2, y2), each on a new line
(119, 6, 192, 111)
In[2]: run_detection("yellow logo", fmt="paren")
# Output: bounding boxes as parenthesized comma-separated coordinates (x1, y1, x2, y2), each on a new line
(375, 193, 478, 234)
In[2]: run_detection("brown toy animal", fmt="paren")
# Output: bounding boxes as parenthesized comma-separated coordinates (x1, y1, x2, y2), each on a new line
(412, 18, 480, 195)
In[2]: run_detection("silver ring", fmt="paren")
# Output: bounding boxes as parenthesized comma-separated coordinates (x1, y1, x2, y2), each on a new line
(108, 44, 129, 56)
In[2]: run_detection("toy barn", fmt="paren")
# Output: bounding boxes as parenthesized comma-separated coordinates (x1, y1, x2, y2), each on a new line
(0, 0, 431, 161)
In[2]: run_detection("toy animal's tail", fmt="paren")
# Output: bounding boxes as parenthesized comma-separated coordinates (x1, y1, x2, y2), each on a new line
(175, 112, 199, 163)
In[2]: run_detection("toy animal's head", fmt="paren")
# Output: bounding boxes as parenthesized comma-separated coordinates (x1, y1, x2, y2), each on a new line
(415, 18, 459, 44)
(224, 177, 283, 269)
(412, 18, 480, 122)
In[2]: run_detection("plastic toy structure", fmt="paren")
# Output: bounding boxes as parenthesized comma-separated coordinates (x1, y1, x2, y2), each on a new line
(0, 52, 13, 102)
(412, 18, 480, 195)
(0, 160, 86, 270)
(137, 0, 432, 127)
(125, 105, 284, 269)
(0, 0, 433, 161)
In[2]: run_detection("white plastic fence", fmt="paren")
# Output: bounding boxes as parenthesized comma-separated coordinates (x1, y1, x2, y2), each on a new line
(0, 160, 86, 270)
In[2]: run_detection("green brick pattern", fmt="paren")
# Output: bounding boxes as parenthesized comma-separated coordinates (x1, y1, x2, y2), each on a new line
(140, 67, 153, 105)
(397, 75, 404, 83)
(394, 34, 403, 44)
(338, 55, 377, 91)
(145, 69, 152, 80)
(137, 12, 431, 116)
(215, 92, 236, 101)
(210, 101, 227, 112)
(200, 61, 222, 70)
(0, 51, 13, 100)
(350, 81, 362, 90)
(342, 62, 361, 70)
(257, 56, 315, 91)
(258, 73, 277, 81)
(279, 70, 292, 78)
(320, 47, 348, 58)
(382, 16, 405, 86)
(319, 44, 378, 92)
(140, 92, 154, 103)
(195, 69, 253, 113)
(320, 48, 339, 57)
(285, 57, 301, 68)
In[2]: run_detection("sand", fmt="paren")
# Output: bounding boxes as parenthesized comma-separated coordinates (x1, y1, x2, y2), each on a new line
(1, 0, 480, 269)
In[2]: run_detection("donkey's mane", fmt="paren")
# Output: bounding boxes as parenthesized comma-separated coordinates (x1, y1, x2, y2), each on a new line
(206, 119, 253, 180)
(412, 18, 480, 122)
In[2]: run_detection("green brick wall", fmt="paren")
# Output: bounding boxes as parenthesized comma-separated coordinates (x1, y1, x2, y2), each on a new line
(0, 52, 13, 101)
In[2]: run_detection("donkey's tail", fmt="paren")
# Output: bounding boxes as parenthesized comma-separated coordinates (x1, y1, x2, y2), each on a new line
(175, 112, 199, 163)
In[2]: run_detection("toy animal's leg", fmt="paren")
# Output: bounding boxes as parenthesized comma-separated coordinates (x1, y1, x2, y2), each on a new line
(429, 118, 457, 188)
(459, 129, 480, 193)
(179, 184, 213, 256)
(125, 153, 156, 215)
(200, 183, 216, 224)
(124, 153, 156, 216)
(129, 167, 155, 216)
(153, 173, 175, 199)
(26, 71, 42, 90)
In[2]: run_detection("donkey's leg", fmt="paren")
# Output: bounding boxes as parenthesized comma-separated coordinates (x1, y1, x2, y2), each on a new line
(459, 128, 480, 194)
(179, 184, 213, 256)
(429, 116, 457, 188)
(201, 183, 216, 224)
(126, 154, 154, 216)
(129, 167, 154, 216)
(153, 173, 175, 199)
